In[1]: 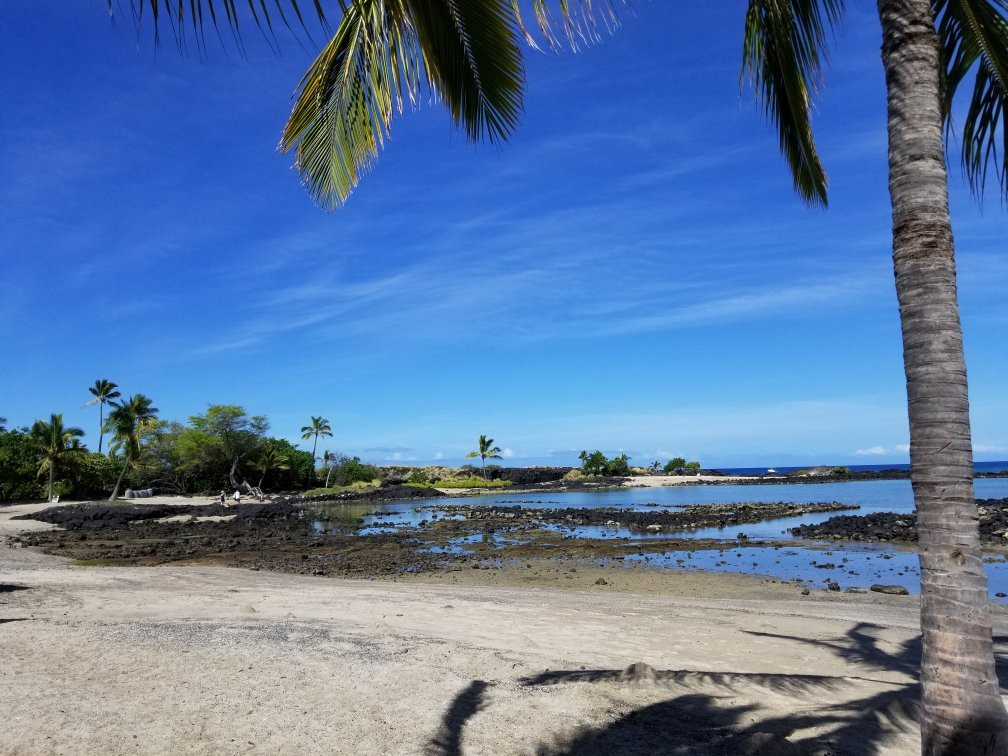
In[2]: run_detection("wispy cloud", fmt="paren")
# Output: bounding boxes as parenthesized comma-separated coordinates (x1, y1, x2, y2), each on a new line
(854, 446, 888, 456)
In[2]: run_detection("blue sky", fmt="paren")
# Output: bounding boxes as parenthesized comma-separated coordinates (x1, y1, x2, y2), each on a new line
(1, 2, 1005, 468)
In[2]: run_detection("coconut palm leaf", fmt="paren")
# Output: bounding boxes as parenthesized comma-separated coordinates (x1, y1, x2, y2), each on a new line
(114, 1, 631, 207)
(935, 0, 1008, 196)
(85, 378, 121, 454)
(111, 0, 329, 54)
(29, 414, 86, 501)
(280, 0, 525, 208)
(741, 0, 844, 208)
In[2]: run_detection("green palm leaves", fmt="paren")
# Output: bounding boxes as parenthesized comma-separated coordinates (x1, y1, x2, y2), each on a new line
(466, 433, 503, 478)
(112, 1, 1008, 206)
(106, 394, 159, 500)
(301, 415, 333, 481)
(741, 0, 844, 207)
(30, 414, 85, 502)
(742, 0, 1008, 206)
(935, 0, 1008, 196)
(280, 0, 524, 208)
(85, 378, 121, 454)
(253, 444, 291, 490)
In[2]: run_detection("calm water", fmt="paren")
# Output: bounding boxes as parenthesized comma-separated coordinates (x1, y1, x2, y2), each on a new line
(312, 478, 1008, 600)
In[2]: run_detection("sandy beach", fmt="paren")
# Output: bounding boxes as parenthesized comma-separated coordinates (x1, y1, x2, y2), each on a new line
(4, 502, 1005, 754)
(624, 474, 764, 487)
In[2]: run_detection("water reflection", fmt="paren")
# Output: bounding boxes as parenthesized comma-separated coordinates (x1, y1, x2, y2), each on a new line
(300, 479, 1008, 600)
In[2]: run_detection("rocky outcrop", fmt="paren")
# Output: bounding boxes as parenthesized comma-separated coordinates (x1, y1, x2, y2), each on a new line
(790, 497, 1008, 544)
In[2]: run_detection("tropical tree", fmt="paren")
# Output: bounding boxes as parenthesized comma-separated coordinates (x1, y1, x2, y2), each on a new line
(252, 444, 291, 491)
(664, 457, 688, 474)
(111, 0, 1008, 748)
(0, 417, 7, 433)
(466, 434, 503, 478)
(189, 405, 269, 492)
(84, 379, 121, 454)
(322, 450, 337, 487)
(29, 414, 86, 502)
(300, 416, 333, 484)
(106, 394, 158, 500)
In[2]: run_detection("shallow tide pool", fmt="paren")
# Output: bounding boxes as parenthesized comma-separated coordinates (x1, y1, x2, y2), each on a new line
(312, 478, 1008, 599)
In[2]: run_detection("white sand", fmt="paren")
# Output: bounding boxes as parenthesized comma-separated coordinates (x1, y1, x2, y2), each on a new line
(625, 474, 763, 487)
(1, 506, 1004, 754)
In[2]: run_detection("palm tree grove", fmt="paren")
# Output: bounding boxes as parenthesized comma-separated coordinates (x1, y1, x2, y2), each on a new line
(1, 1, 1007, 753)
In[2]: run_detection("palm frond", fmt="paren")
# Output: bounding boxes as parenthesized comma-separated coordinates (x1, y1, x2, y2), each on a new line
(110, 1, 328, 54)
(741, 0, 844, 207)
(280, 0, 525, 209)
(935, 0, 1008, 197)
(511, 1, 626, 52)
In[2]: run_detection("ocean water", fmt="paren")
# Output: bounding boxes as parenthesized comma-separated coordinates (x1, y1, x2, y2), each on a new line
(718, 460, 1008, 475)
(322, 477, 1008, 599)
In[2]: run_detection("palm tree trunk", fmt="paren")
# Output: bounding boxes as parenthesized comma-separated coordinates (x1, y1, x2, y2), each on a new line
(877, 1, 1008, 750)
(98, 404, 104, 455)
(110, 454, 130, 501)
(311, 436, 318, 485)
(47, 462, 54, 503)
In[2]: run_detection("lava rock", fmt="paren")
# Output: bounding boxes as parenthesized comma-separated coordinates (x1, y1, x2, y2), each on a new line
(870, 584, 909, 596)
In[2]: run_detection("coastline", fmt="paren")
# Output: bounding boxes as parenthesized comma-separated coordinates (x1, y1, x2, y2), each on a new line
(0, 514, 975, 755)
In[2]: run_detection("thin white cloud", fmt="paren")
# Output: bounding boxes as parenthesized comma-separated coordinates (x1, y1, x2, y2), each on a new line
(855, 446, 888, 456)
(975, 443, 1008, 454)
(501, 448, 515, 459)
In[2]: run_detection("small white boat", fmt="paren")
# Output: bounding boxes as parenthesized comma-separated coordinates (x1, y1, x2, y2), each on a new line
(766, 468, 777, 474)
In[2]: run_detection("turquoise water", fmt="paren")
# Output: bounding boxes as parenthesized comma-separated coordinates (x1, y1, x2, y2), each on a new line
(322, 479, 1008, 599)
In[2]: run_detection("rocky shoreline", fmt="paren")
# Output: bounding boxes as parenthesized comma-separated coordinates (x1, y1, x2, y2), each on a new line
(429, 501, 859, 534)
(789, 497, 1008, 545)
(7, 498, 854, 579)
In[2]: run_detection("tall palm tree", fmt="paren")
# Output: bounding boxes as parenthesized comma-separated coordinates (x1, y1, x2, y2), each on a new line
(301, 416, 333, 484)
(84, 379, 121, 454)
(106, 394, 158, 501)
(466, 434, 503, 479)
(30, 414, 85, 502)
(112, 1, 1008, 749)
(741, 2, 1008, 749)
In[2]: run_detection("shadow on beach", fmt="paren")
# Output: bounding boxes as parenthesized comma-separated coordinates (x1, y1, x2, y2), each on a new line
(427, 623, 1008, 754)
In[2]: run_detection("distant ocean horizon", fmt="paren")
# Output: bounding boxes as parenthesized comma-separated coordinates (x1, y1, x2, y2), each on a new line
(715, 460, 1008, 475)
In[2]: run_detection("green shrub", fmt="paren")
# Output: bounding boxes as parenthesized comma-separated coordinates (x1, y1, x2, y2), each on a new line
(604, 454, 631, 476)
(407, 469, 430, 486)
(436, 477, 511, 489)
(69, 452, 120, 499)
(0, 430, 44, 502)
(663, 457, 687, 474)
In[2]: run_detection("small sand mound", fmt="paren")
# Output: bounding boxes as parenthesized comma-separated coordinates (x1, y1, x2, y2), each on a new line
(618, 662, 657, 682)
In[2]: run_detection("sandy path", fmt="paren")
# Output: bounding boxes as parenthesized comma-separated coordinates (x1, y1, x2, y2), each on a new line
(1, 509, 1005, 754)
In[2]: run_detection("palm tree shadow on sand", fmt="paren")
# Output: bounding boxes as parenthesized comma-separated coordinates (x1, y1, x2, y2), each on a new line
(425, 624, 1008, 754)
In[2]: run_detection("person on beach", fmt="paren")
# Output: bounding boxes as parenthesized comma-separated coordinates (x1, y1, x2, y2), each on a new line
(233, 490, 241, 505)
(219, 490, 225, 505)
